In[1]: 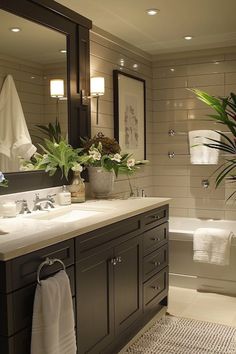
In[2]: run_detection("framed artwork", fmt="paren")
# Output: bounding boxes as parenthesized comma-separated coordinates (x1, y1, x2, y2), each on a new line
(113, 70, 146, 160)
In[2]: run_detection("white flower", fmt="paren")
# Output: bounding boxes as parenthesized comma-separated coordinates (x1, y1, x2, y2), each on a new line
(54, 143, 59, 147)
(127, 158, 136, 169)
(19, 164, 34, 171)
(89, 149, 101, 161)
(111, 153, 122, 162)
(0, 171, 5, 183)
(72, 163, 83, 172)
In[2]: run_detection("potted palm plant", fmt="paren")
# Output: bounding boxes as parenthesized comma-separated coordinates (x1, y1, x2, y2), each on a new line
(191, 89, 236, 200)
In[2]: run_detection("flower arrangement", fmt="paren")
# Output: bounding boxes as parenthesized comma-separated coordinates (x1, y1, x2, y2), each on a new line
(0, 171, 8, 187)
(21, 139, 83, 180)
(191, 89, 236, 200)
(80, 132, 148, 176)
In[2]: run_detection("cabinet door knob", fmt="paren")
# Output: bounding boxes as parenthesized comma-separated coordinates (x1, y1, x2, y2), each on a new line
(110, 258, 117, 266)
(116, 256, 122, 263)
(153, 261, 161, 267)
(151, 285, 160, 291)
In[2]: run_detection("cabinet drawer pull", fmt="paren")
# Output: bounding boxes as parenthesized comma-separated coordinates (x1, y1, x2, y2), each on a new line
(151, 285, 160, 291)
(153, 261, 161, 267)
(151, 215, 160, 220)
(151, 237, 160, 242)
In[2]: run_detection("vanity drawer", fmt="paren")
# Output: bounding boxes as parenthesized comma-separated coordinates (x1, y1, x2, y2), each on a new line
(143, 267, 168, 311)
(0, 266, 75, 337)
(143, 206, 168, 230)
(143, 245, 168, 282)
(6, 239, 74, 293)
(143, 222, 168, 255)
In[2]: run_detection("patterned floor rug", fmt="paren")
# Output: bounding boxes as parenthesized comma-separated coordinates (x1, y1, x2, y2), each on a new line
(124, 316, 236, 353)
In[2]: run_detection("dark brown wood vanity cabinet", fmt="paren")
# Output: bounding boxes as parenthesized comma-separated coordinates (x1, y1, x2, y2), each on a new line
(76, 205, 169, 354)
(0, 205, 169, 354)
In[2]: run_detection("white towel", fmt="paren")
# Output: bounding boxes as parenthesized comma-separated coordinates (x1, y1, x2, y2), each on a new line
(188, 130, 220, 164)
(193, 228, 233, 266)
(31, 270, 77, 354)
(0, 74, 37, 171)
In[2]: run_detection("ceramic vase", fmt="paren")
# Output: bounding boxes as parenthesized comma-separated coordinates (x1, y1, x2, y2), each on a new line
(88, 167, 114, 198)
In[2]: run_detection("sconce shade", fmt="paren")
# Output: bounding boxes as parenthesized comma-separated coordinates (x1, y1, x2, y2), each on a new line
(50, 79, 64, 97)
(90, 77, 105, 96)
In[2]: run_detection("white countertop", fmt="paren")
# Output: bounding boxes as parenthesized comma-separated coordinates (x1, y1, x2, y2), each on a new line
(0, 197, 170, 261)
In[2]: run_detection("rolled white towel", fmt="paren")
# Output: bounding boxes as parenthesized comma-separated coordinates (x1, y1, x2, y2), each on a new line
(188, 130, 221, 164)
(193, 228, 233, 266)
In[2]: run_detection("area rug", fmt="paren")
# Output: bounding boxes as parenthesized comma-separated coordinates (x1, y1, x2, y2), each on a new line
(124, 316, 236, 353)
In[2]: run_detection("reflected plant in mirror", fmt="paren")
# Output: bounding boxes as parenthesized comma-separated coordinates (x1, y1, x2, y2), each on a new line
(0, 9, 68, 174)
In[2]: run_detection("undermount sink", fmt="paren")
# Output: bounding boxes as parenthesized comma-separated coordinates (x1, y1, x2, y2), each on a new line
(28, 206, 105, 222)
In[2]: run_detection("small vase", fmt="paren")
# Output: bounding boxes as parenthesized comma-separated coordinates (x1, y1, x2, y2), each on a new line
(68, 171, 85, 203)
(88, 167, 115, 199)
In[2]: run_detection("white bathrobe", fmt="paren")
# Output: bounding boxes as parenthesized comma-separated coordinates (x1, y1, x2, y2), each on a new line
(0, 74, 36, 171)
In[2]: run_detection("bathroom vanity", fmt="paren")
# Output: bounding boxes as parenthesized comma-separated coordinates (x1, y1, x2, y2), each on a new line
(0, 198, 169, 354)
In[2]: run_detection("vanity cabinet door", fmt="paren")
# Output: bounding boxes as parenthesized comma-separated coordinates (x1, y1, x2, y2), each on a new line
(76, 248, 114, 354)
(114, 236, 142, 335)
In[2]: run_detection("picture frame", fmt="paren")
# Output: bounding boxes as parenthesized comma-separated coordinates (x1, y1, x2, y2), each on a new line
(113, 70, 146, 160)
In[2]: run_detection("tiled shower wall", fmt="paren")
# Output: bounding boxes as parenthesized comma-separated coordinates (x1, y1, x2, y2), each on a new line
(152, 49, 236, 220)
(89, 29, 154, 197)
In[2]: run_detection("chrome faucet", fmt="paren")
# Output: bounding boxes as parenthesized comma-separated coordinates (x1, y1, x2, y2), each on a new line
(33, 193, 55, 211)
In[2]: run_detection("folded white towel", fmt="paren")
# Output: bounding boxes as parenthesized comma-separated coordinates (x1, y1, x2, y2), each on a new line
(188, 130, 220, 164)
(31, 270, 76, 354)
(193, 228, 233, 266)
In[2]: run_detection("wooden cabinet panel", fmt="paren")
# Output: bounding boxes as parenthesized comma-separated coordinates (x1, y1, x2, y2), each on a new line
(9, 239, 74, 292)
(143, 222, 168, 255)
(76, 248, 114, 354)
(143, 267, 169, 311)
(114, 237, 142, 335)
(143, 244, 168, 282)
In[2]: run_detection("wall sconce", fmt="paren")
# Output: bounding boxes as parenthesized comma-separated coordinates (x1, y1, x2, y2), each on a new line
(50, 79, 64, 124)
(90, 77, 105, 125)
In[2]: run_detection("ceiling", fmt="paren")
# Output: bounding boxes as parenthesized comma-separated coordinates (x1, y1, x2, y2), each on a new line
(57, 0, 236, 55)
(0, 9, 66, 65)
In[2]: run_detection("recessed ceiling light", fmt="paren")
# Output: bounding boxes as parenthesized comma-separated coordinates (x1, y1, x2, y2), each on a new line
(184, 35, 193, 40)
(146, 8, 160, 16)
(10, 27, 21, 33)
(120, 59, 125, 66)
(59, 49, 67, 54)
(213, 61, 220, 65)
(133, 64, 138, 69)
(170, 68, 175, 72)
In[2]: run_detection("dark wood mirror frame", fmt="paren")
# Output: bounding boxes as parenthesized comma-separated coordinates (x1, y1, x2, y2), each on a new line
(0, 0, 92, 195)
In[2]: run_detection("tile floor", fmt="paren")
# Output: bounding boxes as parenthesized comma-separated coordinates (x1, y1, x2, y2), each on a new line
(168, 286, 236, 327)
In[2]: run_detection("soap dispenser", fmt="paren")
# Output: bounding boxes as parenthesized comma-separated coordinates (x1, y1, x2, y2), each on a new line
(58, 185, 71, 205)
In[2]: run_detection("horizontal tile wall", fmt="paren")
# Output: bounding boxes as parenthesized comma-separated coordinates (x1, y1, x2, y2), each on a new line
(89, 30, 153, 198)
(152, 49, 236, 220)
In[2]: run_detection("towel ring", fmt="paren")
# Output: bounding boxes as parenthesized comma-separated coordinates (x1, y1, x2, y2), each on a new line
(37, 257, 66, 285)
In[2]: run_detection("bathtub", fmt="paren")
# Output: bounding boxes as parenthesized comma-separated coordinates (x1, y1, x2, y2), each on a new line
(169, 217, 236, 295)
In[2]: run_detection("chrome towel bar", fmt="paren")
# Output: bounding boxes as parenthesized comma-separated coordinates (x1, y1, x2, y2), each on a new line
(168, 129, 231, 136)
(37, 257, 66, 285)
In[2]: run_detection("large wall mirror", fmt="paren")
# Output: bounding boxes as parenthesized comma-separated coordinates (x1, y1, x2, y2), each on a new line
(0, 0, 91, 194)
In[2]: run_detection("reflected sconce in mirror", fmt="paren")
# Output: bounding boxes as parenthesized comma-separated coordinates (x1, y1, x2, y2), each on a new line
(50, 79, 65, 123)
(90, 77, 105, 125)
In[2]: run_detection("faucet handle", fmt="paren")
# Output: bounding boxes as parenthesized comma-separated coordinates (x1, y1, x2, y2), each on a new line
(47, 194, 56, 202)
(16, 199, 31, 214)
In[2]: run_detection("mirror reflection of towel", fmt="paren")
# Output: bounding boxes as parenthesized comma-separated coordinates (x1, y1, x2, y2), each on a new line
(0, 74, 36, 171)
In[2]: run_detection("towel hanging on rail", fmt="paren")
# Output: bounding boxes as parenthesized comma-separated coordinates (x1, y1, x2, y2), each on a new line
(188, 130, 221, 164)
(31, 269, 77, 354)
(0, 74, 36, 171)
